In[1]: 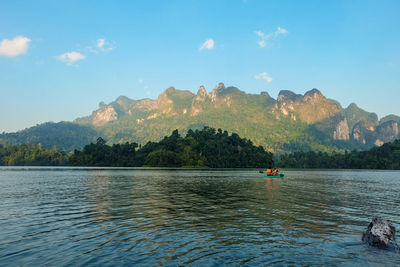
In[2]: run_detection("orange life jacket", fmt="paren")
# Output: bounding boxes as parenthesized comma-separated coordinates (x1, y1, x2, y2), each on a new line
(267, 169, 272, 175)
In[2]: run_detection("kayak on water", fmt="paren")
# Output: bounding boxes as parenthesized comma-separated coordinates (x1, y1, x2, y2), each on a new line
(264, 173, 284, 178)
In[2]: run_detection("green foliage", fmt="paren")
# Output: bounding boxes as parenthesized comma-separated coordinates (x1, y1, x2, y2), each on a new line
(0, 122, 98, 152)
(380, 114, 400, 124)
(278, 139, 400, 169)
(145, 150, 182, 167)
(70, 127, 274, 168)
(0, 144, 68, 166)
(69, 137, 139, 166)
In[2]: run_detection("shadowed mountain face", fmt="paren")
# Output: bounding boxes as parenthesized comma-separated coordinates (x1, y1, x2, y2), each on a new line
(2, 84, 399, 153)
(0, 122, 98, 152)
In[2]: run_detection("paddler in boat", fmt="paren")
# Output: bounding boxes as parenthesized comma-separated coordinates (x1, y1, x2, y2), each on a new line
(272, 168, 279, 176)
(266, 167, 272, 176)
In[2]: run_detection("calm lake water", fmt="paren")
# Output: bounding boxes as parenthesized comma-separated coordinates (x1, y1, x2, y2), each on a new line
(1, 168, 400, 266)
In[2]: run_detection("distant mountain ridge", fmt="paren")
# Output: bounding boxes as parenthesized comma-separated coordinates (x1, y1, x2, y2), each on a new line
(0, 122, 98, 152)
(1, 83, 399, 153)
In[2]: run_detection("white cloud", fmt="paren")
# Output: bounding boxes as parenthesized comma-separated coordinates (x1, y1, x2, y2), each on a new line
(96, 38, 113, 52)
(255, 72, 272, 83)
(57, 51, 85, 65)
(276, 26, 288, 35)
(0, 36, 31, 57)
(255, 26, 288, 48)
(87, 38, 114, 53)
(199, 39, 214, 51)
(254, 31, 272, 48)
(97, 38, 105, 49)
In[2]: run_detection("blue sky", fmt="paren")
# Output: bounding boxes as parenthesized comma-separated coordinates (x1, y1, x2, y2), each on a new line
(1, 0, 399, 132)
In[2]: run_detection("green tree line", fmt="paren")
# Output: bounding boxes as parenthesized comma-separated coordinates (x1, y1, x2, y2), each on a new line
(69, 127, 274, 168)
(278, 139, 400, 169)
(0, 144, 68, 166)
(3, 127, 399, 169)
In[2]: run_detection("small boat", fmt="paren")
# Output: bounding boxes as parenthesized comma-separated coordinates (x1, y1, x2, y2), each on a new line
(265, 173, 284, 178)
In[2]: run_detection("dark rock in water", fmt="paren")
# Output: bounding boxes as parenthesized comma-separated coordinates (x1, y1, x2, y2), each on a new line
(362, 217, 399, 251)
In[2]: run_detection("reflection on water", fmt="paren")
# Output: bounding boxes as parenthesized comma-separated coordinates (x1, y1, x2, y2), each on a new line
(0, 168, 400, 265)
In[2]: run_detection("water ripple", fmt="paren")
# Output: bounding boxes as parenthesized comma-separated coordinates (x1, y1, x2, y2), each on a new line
(1, 168, 400, 265)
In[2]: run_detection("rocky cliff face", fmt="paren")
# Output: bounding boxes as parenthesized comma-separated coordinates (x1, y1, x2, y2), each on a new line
(72, 83, 400, 152)
(132, 99, 157, 111)
(375, 121, 399, 144)
(191, 86, 208, 116)
(351, 120, 400, 147)
(92, 106, 118, 126)
(352, 121, 375, 145)
(333, 118, 350, 140)
(156, 89, 175, 115)
(275, 89, 341, 124)
(207, 83, 239, 109)
(344, 103, 378, 130)
(298, 89, 342, 124)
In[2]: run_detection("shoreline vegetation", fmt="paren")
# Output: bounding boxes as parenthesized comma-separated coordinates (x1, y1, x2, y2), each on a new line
(278, 139, 400, 170)
(0, 127, 273, 168)
(0, 127, 399, 170)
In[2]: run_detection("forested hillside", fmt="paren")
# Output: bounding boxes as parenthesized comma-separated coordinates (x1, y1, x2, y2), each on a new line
(0, 122, 98, 152)
(278, 139, 400, 169)
(71, 84, 400, 153)
(2, 84, 399, 154)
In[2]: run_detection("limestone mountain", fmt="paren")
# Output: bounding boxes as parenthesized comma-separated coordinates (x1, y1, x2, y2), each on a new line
(72, 83, 399, 152)
(2, 83, 399, 153)
(275, 89, 342, 124)
(380, 114, 400, 124)
(343, 103, 378, 130)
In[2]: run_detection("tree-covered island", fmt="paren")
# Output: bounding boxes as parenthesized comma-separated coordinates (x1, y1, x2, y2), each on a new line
(0, 127, 274, 168)
(1, 127, 400, 169)
(69, 127, 274, 168)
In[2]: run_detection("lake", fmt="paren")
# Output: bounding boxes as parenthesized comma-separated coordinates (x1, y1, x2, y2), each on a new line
(0, 167, 399, 266)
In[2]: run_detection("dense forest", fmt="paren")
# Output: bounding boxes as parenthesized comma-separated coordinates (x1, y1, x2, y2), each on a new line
(278, 139, 400, 169)
(2, 127, 400, 169)
(0, 144, 68, 166)
(69, 127, 274, 168)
